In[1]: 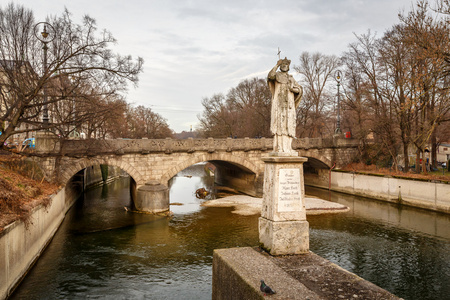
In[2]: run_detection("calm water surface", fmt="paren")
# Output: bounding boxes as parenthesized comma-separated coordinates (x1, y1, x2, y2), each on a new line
(11, 164, 450, 300)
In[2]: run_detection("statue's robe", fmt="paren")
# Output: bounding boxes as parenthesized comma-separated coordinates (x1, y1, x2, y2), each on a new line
(267, 71, 302, 138)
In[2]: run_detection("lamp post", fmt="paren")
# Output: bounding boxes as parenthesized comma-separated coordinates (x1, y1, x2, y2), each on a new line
(34, 22, 55, 126)
(334, 70, 342, 134)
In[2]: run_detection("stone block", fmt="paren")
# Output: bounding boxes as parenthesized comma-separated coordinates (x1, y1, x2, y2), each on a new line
(35, 131, 60, 154)
(261, 156, 307, 222)
(259, 217, 309, 255)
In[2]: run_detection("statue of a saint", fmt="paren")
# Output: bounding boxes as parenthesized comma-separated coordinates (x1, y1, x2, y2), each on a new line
(267, 57, 303, 156)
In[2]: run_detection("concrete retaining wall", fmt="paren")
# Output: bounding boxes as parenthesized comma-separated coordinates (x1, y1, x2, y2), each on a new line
(328, 171, 450, 213)
(0, 186, 79, 300)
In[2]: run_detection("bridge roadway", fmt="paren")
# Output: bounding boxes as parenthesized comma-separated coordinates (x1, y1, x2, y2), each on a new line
(34, 134, 359, 212)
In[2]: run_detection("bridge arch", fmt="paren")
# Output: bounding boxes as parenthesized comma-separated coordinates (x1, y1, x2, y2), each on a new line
(58, 157, 144, 186)
(160, 152, 262, 186)
(300, 150, 333, 169)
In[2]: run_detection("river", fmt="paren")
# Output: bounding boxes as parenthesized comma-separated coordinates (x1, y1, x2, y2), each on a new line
(10, 163, 450, 300)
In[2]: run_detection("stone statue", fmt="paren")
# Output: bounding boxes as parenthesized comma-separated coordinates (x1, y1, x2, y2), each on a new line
(267, 57, 303, 156)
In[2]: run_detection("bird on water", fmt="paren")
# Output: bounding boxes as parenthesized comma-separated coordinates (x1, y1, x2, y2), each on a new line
(260, 280, 276, 295)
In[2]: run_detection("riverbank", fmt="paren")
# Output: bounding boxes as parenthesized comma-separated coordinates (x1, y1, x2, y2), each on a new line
(0, 153, 122, 300)
(0, 152, 59, 233)
(327, 170, 450, 213)
(0, 185, 80, 300)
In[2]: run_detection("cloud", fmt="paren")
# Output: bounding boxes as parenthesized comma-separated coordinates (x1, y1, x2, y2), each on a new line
(13, 0, 413, 132)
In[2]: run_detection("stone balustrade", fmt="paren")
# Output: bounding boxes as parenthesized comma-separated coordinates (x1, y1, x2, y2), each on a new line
(39, 136, 358, 156)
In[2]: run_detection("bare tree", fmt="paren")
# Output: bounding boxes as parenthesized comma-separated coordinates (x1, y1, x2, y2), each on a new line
(343, 31, 406, 169)
(294, 52, 340, 137)
(198, 93, 235, 137)
(340, 1, 449, 171)
(399, 0, 450, 171)
(198, 78, 271, 138)
(226, 78, 271, 137)
(0, 3, 143, 148)
(125, 105, 173, 139)
(340, 54, 374, 163)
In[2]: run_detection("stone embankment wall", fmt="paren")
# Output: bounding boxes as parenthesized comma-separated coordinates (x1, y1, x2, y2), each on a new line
(0, 185, 80, 300)
(307, 170, 450, 214)
(0, 165, 127, 299)
(85, 165, 126, 189)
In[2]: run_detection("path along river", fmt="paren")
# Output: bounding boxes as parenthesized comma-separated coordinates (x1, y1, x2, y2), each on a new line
(11, 163, 450, 300)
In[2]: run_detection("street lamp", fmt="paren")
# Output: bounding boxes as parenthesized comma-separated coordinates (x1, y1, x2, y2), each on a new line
(34, 22, 55, 126)
(334, 70, 342, 134)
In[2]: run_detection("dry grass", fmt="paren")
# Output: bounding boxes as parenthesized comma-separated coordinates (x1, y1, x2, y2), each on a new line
(0, 151, 59, 233)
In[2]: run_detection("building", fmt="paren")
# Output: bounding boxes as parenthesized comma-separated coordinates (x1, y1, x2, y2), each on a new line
(438, 143, 450, 164)
(0, 59, 38, 146)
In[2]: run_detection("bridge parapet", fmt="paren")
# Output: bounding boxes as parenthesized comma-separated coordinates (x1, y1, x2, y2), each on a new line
(51, 137, 274, 156)
(293, 136, 359, 149)
(39, 136, 358, 156)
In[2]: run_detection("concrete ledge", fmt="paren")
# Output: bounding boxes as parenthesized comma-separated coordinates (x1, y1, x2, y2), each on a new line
(212, 247, 401, 300)
(213, 247, 319, 299)
(329, 171, 450, 214)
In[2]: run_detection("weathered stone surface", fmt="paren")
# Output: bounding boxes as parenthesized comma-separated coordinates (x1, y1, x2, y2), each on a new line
(266, 250, 401, 300)
(135, 181, 169, 213)
(268, 58, 303, 155)
(259, 218, 309, 255)
(259, 156, 310, 255)
(35, 131, 60, 154)
(261, 156, 308, 221)
(34, 138, 358, 186)
(212, 247, 321, 300)
(212, 247, 401, 300)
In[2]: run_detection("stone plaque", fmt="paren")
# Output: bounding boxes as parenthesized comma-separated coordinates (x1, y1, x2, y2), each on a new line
(277, 168, 302, 212)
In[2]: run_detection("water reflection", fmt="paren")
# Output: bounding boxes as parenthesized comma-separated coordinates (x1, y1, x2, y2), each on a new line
(10, 165, 450, 300)
(11, 164, 258, 300)
(306, 186, 450, 240)
(306, 186, 450, 299)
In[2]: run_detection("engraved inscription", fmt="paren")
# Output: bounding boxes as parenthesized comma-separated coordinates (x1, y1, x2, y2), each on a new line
(278, 168, 302, 212)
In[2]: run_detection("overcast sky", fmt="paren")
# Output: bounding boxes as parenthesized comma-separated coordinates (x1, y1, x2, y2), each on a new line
(11, 0, 414, 132)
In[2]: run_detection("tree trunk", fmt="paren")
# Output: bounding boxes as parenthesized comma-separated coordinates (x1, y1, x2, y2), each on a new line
(421, 149, 427, 174)
(403, 143, 409, 172)
(415, 149, 421, 173)
(431, 129, 437, 169)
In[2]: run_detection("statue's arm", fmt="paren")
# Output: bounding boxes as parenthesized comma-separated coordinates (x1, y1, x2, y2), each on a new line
(268, 60, 282, 80)
(294, 86, 303, 108)
(291, 81, 303, 108)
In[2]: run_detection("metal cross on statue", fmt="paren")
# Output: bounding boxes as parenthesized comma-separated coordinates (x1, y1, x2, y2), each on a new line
(277, 47, 281, 59)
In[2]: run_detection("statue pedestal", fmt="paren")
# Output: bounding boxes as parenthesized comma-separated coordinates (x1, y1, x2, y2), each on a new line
(259, 156, 309, 255)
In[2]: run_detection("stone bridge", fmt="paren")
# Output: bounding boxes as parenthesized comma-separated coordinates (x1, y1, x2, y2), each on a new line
(34, 134, 359, 212)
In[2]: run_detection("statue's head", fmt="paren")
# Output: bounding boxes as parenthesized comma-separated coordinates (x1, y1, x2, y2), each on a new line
(280, 57, 290, 72)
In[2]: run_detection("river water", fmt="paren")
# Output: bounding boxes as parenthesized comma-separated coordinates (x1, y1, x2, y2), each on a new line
(11, 164, 450, 300)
